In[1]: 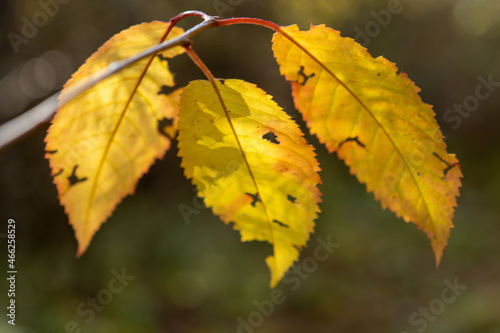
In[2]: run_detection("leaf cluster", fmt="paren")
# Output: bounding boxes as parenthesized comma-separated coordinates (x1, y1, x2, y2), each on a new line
(45, 11, 462, 287)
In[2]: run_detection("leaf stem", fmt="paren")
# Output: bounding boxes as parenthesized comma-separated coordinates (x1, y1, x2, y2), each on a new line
(217, 17, 341, 86)
(0, 11, 305, 151)
(169, 10, 213, 25)
(216, 17, 283, 32)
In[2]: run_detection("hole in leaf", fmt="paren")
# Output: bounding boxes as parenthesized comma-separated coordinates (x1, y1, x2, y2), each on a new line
(262, 131, 279, 144)
(339, 136, 366, 148)
(273, 220, 289, 228)
(68, 165, 88, 187)
(298, 65, 315, 86)
(433, 152, 460, 178)
(158, 85, 176, 96)
(45, 149, 58, 154)
(53, 169, 63, 177)
(157, 54, 168, 62)
(157, 117, 174, 138)
(245, 192, 261, 207)
(287, 194, 297, 203)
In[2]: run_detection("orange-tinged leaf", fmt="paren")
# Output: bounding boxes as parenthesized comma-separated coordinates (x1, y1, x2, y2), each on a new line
(45, 21, 185, 256)
(177, 79, 321, 287)
(272, 24, 462, 264)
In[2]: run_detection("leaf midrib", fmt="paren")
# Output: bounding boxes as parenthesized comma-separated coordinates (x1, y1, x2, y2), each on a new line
(206, 80, 279, 277)
(80, 26, 175, 254)
(281, 29, 436, 234)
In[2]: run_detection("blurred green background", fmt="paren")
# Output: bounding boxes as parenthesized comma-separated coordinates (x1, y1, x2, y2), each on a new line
(1, 0, 499, 332)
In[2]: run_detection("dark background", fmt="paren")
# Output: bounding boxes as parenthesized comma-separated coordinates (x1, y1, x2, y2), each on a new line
(0, 0, 499, 332)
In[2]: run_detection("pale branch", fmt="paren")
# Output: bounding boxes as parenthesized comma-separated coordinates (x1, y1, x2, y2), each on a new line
(0, 13, 218, 151)
(0, 93, 60, 150)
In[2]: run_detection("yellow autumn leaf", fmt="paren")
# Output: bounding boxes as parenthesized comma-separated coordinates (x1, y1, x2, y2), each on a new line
(177, 79, 321, 287)
(45, 21, 185, 256)
(272, 24, 462, 264)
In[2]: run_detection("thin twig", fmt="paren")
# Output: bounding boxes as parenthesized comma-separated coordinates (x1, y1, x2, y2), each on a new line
(0, 13, 218, 151)
(0, 93, 60, 149)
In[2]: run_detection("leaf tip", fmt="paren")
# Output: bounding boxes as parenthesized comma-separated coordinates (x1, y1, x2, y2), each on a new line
(434, 253, 442, 269)
(433, 243, 445, 268)
(74, 228, 94, 259)
(266, 255, 280, 289)
(75, 247, 84, 259)
(429, 230, 451, 269)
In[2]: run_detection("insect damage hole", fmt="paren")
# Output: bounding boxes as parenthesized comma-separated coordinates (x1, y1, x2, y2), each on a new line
(262, 131, 279, 144)
(287, 194, 297, 203)
(68, 165, 88, 186)
(298, 65, 315, 86)
(272, 220, 289, 228)
(433, 152, 460, 178)
(339, 136, 366, 149)
(157, 54, 169, 62)
(157, 117, 174, 138)
(246, 192, 261, 207)
(158, 85, 176, 96)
